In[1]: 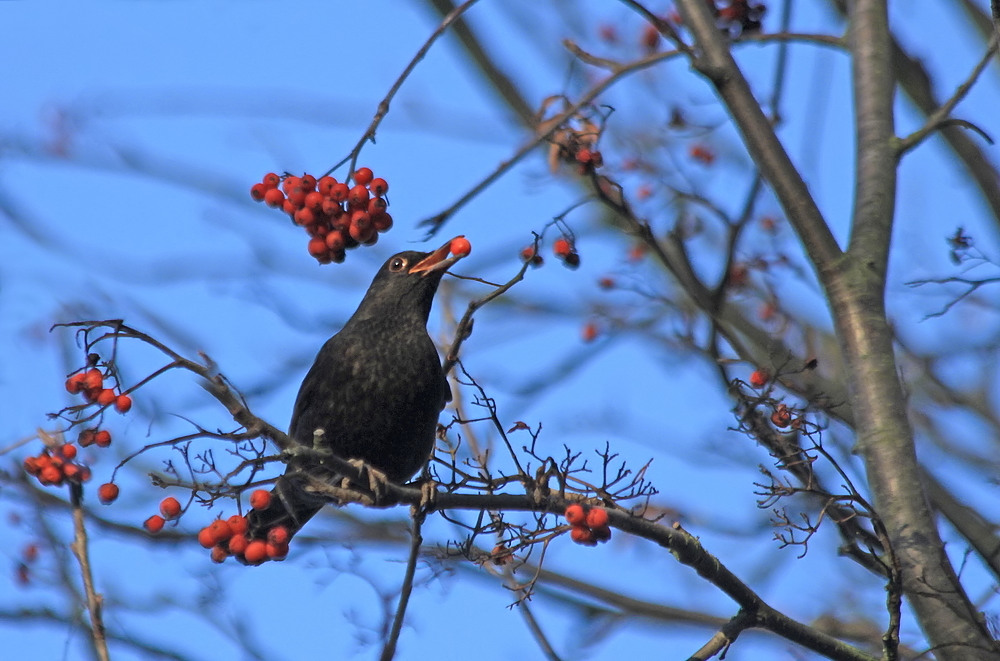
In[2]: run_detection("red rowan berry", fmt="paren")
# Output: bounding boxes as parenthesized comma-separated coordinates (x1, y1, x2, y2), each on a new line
(367, 197, 387, 215)
(39, 465, 63, 485)
(281, 176, 302, 194)
(307, 237, 328, 260)
(317, 176, 337, 196)
(23, 456, 40, 476)
(553, 237, 573, 258)
(640, 23, 660, 52)
(570, 525, 597, 546)
(371, 212, 393, 233)
(350, 210, 371, 229)
(144, 515, 165, 533)
(249, 489, 271, 510)
(83, 369, 104, 392)
(349, 218, 375, 244)
(581, 322, 599, 343)
(114, 394, 133, 413)
(78, 429, 96, 447)
(564, 504, 587, 526)
(450, 236, 471, 257)
(98, 483, 120, 505)
(197, 526, 217, 549)
(267, 526, 290, 546)
(758, 302, 777, 322)
(243, 540, 268, 564)
(690, 144, 715, 165)
(65, 373, 86, 394)
(210, 545, 229, 564)
(771, 405, 792, 428)
(94, 430, 112, 447)
(227, 515, 248, 536)
(726, 263, 748, 288)
(159, 497, 182, 520)
(264, 188, 285, 208)
(330, 182, 350, 202)
(749, 369, 768, 389)
(352, 167, 373, 186)
(208, 519, 232, 543)
(321, 197, 342, 216)
(96, 388, 116, 406)
(369, 177, 388, 196)
(294, 207, 315, 226)
(250, 183, 268, 201)
(22, 544, 39, 563)
(585, 507, 609, 529)
(262, 172, 281, 189)
(228, 534, 249, 555)
(286, 187, 307, 207)
(299, 174, 317, 191)
(266, 541, 289, 560)
(348, 184, 369, 207)
(59, 444, 77, 460)
(520, 245, 543, 266)
(325, 230, 346, 252)
(304, 191, 324, 211)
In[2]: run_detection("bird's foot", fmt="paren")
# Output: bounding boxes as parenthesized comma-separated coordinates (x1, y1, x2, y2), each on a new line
(345, 458, 391, 504)
(419, 479, 438, 512)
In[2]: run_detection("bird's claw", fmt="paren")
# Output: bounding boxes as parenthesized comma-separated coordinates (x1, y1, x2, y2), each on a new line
(346, 458, 391, 504)
(419, 479, 438, 512)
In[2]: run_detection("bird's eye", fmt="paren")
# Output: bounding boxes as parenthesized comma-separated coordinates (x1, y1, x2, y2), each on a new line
(389, 257, 407, 272)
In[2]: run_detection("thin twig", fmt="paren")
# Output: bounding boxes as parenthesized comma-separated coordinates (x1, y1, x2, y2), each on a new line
(380, 509, 425, 661)
(896, 33, 999, 156)
(334, 0, 482, 177)
(69, 483, 110, 661)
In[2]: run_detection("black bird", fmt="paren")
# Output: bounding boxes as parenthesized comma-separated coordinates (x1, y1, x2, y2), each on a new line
(246, 238, 466, 549)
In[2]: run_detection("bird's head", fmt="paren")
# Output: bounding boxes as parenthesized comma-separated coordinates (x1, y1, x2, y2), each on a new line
(350, 237, 469, 327)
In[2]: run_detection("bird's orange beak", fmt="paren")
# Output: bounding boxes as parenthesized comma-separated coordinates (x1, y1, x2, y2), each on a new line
(409, 237, 467, 276)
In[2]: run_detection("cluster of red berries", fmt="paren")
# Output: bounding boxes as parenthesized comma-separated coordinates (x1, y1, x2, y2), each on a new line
(23, 444, 92, 487)
(197, 489, 288, 565)
(35, 359, 134, 493)
(715, 0, 766, 36)
(564, 503, 612, 546)
(251, 167, 393, 264)
(65, 368, 133, 413)
(520, 236, 580, 269)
